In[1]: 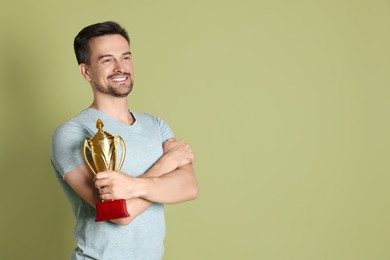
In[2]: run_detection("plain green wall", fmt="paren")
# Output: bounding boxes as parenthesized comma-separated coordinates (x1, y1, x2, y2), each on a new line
(1, 1, 390, 259)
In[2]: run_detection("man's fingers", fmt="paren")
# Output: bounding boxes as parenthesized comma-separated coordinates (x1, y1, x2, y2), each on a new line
(100, 194, 111, 201)
(98, 186, 109, 194)
(94, 172, 108, 180)
(95, 178, 109, 189)
(94, 171, 117, 181)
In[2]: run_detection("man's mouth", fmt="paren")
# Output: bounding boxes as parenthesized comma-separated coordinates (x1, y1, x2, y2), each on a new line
(111, 77, 128, 82)
(109, 73, 131, 83)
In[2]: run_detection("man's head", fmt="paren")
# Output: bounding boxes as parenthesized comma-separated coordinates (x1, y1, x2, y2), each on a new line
(74, 21, 134, 98)
(74, 21, 130, 65)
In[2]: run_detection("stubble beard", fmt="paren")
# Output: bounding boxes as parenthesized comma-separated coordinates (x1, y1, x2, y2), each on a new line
(94, 78, 134, 98)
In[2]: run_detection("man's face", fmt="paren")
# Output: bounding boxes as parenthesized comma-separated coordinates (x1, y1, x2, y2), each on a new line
(80, 34, 134, 97)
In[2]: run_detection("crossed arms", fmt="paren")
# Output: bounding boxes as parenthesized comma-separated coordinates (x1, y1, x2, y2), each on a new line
(64, 138, 198, 225)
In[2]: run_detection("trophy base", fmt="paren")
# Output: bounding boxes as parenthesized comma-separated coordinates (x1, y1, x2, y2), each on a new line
(95, 199, 130, 222)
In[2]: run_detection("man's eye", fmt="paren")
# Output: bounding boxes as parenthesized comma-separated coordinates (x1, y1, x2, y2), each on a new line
(102, 58, 112, 63)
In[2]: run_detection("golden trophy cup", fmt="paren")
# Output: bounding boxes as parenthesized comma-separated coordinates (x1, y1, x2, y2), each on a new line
(82, 119, 130, 222)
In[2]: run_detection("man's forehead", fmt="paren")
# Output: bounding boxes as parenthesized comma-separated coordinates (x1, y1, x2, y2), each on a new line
(88, 35, 130, 55)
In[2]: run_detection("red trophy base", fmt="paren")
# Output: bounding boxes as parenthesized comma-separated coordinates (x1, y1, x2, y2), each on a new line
(95, 199, 130, 222)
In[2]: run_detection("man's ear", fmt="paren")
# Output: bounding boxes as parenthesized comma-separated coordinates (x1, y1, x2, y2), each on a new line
(79, 63, 92, 81)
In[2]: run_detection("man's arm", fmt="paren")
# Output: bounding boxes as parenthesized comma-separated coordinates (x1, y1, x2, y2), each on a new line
(64, 139, 195, 225)
(94, 139, 198, 204)
(95, 164, 197, 204)
(141, 163, 198, 204)
(64, 164, 152, 225)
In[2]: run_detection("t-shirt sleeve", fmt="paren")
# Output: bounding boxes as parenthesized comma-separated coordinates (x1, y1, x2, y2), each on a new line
(50, 122, 89, 178)
(153, 116, 175, 143)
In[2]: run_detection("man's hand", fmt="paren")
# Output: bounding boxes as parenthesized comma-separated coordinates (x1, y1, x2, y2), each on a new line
(94, 171, 141, 201)
(162, 138, 195, 168)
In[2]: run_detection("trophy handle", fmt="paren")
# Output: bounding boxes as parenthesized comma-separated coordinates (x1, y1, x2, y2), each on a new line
(115, 136, 126, 171)
(82, 140, 97, 175)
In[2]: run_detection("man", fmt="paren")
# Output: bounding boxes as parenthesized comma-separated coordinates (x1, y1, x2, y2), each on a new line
(50, 21, 198, 260)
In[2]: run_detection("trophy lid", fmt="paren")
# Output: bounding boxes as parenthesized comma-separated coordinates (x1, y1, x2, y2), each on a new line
(89, 119, 114, 142)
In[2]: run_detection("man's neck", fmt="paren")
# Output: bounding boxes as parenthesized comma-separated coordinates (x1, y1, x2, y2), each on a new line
(90, 97, 135, 126)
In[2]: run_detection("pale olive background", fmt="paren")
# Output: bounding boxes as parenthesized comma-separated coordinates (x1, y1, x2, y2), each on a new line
(1, 1, 390, 259)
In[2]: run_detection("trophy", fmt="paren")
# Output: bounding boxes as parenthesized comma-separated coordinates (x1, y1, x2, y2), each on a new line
(82, 119, 130, 222)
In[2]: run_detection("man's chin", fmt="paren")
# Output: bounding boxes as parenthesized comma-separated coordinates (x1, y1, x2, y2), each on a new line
(94, 83, 133, 98)
(111, 88, 132, 98)
(109, 85, 133, 97)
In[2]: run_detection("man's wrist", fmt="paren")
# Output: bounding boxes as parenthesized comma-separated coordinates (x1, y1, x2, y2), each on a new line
(143, 158, 178, 178)
(134, 177, 152, 199)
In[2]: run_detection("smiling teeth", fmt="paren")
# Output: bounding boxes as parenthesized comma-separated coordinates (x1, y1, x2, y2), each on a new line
(112, 77, 126, 82)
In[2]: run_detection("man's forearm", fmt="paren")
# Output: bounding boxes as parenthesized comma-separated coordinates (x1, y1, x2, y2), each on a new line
(111, 154, 188, 225)
(94, 138, 197, 218)
(111, 198, 152, 225)
(141, 153, 181, 178)
(138, 164, 198, 204)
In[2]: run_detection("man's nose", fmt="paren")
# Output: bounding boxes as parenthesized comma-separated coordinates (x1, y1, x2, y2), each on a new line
(113, 60, 125, 73)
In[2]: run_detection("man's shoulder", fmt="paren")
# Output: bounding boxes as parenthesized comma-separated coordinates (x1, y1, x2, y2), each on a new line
(133, 111, 157, 120)
(52, 109, 95, 140)
(133, 111, 167, 125)
(132, 111, 174, 141)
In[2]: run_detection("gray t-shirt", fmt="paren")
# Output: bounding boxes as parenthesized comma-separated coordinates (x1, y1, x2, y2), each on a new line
(50, 108, 174, 260)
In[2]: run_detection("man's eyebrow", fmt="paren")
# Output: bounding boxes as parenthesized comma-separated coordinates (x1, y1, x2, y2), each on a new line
(98, 54, 114, 60)
(98, 52, 132, 60)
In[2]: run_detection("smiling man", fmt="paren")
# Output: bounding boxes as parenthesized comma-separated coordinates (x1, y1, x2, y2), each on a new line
(50, 21, 198, 260)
